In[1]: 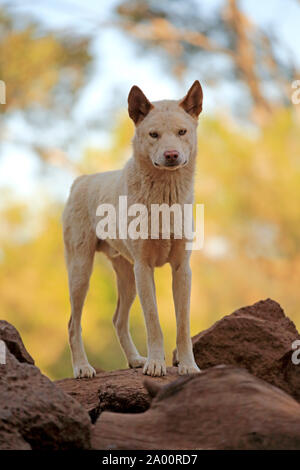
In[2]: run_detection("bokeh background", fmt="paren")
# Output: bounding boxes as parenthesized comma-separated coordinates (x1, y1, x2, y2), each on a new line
(0, 0, 300, 379)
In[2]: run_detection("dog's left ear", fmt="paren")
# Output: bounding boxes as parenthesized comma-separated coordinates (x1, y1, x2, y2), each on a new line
(128, 85, 154, 125)
(179, 80, 203, 119)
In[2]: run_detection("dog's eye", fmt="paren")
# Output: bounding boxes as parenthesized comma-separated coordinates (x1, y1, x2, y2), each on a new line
(149, 132, 159, 139)
(178, 129, 187, 136)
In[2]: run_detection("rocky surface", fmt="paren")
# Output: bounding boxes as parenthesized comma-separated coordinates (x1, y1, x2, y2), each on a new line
(173, 299, 300, 402)
(92, 366, 300, 450)
(56, 367, 178, 422)
(0, 343, 91, 450)
(2, 298, 300, 450)
(0, 320, 34, 365)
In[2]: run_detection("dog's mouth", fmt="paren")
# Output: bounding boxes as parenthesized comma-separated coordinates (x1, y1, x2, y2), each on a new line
(154, 160, 187, 170)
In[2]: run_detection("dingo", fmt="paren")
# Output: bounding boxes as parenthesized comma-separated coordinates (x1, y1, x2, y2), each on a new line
(63, 81, 203, 378)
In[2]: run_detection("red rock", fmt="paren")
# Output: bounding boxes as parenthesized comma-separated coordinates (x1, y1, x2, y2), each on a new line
(92, 366, 300, 450)
(56, 367, 178, 422)
(0, 346, 91, 450)
(174, 299, 300, 401)
(0, 320, 34, 365)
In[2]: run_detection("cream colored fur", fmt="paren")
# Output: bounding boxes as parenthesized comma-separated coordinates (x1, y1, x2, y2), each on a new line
(63, 81, 203, 378)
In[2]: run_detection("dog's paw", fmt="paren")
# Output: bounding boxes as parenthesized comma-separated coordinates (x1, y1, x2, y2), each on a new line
(129, 355, 147, 368)
(178, 362, 201, 375)
(143, 358, 166, 377)
(73, 363, 96, 379)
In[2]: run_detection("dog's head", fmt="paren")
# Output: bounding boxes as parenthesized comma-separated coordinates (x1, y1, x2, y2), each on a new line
(128, 81, 203, 171)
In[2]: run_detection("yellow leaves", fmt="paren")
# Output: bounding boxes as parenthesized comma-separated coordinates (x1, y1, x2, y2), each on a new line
(0, 203, 27, 227)
(0, 24, 90, 112)
(0, 28, 61, 109)
(81, 113, 133, 173)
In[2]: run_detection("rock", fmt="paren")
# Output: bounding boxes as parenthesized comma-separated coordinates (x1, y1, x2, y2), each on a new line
(173, 299, 300, 401)
(3, 299, 300, 450)
(0, 320, 34, 365)
(0, 422, 31, 450)
(55, 373, 103, 423)
(277, 348, 300, 403)
(0, 345, 91, 450)
(91, 366, 300, 450)
(56, 367, 178, 423)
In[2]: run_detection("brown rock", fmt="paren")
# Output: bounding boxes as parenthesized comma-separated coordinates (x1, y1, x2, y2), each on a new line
(0, 346, 91, 450)
(0, 320, 34, 365)
(173, 299, 300, 401)
(56, 367, 178, 422)
(0, 422, 31, 450)
(92, 366, 300, 450)
(277, 348, 300, 402)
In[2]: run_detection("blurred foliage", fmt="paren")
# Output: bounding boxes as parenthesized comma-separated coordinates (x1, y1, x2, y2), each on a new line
(115, 0, 299, 123)
(1, 110, 300, 379)
(0, 8, 91, 115)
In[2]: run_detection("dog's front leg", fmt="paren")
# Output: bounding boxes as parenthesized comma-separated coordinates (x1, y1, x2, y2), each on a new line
(134, 262, 166, 376)
(172, 260, 200, 375)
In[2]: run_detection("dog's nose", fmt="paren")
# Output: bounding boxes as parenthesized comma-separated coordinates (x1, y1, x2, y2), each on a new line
(164, 150, 179, 164)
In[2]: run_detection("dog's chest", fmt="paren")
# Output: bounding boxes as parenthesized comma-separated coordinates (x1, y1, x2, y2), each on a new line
(137, 238, 173, 267)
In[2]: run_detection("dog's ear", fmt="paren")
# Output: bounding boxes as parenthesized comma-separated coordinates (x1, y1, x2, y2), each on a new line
(179, 80, 203, 119)
(128, 85, 153, 125)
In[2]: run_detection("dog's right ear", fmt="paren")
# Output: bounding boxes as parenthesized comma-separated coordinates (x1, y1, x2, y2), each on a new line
(128, 86, 153, 125)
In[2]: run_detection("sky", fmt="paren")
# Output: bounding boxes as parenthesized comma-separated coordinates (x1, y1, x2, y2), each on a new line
(0, 0, 300, 202)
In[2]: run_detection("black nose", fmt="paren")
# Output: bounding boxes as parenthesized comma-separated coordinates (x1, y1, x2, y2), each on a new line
(164, 150, 179, 165)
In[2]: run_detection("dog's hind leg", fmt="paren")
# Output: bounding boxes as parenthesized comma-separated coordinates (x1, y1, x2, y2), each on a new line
(111, 255, 146, 368)
(64, 232, 97, 379)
